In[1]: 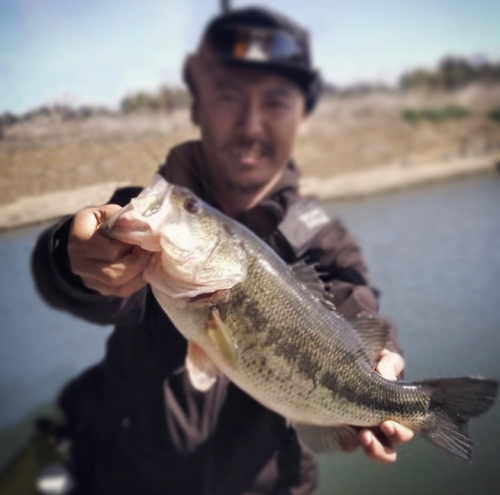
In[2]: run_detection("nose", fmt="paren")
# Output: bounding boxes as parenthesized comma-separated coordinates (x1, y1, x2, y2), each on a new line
(238, 97, 264, 138)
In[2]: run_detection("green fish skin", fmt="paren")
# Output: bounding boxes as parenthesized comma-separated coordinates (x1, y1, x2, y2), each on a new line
(101, 174, 498, 461)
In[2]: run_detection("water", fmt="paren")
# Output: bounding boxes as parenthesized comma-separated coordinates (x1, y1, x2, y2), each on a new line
(0, 222, 112, 469)
(0, 173, 499, 493)
(319, 172, 500, 495)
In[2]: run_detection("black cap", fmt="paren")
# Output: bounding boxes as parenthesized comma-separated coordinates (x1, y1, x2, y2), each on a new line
(201, 6, 322, 113)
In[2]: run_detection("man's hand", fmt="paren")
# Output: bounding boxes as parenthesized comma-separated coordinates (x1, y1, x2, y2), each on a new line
(68, 204, 152, 297)
(339, 350, 415, 463)
(358, 349, 415, 464)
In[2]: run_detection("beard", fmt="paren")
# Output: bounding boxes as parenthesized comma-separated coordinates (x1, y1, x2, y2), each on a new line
(224, 179, 266, 195)
(219, 136, 276, 194)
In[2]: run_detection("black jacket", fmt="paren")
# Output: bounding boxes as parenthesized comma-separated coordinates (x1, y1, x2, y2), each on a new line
(32, 141, 400, 495)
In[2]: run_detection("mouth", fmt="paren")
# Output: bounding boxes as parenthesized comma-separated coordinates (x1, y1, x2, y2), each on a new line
(231, 142, 271, 166)
(188, 289, 228, 303)
(239, 147, 264, 165)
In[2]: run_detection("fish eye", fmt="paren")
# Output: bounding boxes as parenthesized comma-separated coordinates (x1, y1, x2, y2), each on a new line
(183, 197, 200, 214)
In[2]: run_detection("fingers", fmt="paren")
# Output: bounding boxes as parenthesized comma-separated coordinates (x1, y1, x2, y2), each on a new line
(380, 421, 415, 444)
(376, 350, 405, 381)
(358, 352, 413, 463)
(359, 421, 415, 464)
(352, 352, 413, 464)
(67, 205, 152, 297)
(71, 204, 121, 242)
(77, 247, 152, 297)
(69, 206, 133, 263)
(359, 428, 397, 464)
(70, 235, 134, 265)
(84, 270, 148, 297)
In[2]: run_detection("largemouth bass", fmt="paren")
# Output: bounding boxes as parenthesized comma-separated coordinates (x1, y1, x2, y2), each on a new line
(100, 174, 497, 460)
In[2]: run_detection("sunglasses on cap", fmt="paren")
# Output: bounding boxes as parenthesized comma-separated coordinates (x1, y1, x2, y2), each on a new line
(208, 25, 308, 67)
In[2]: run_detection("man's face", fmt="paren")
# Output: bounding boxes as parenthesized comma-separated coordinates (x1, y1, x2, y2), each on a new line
(193, 59, 307, 194)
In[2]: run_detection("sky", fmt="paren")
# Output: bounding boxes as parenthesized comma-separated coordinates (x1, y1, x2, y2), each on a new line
(1, 0, 499, 114)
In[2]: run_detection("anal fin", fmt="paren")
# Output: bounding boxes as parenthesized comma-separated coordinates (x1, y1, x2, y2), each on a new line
(293, 423, 360, 454)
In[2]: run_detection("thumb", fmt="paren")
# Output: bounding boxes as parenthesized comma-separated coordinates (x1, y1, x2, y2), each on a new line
(71, 204, 123, 244)
(95, 204, 123, 225)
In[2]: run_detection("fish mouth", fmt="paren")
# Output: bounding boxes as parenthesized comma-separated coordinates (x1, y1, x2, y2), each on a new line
(99, 203, 134, 234)
(99, 178, 175, 250)
(188, 289, 228, 303)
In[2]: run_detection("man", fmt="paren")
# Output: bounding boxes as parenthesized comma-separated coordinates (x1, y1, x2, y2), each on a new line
(32, 6, 413, 495)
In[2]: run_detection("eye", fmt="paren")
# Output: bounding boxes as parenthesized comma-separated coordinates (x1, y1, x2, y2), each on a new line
(183, 197, 200, 214)
(265, 97, 289, 111)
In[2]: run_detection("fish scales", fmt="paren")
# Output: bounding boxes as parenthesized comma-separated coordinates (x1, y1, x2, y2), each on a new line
(100, 174, 498, 460)
(216, 232, 430, 427)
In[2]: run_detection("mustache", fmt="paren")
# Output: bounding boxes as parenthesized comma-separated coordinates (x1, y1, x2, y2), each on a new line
(222, 136, 274, 156)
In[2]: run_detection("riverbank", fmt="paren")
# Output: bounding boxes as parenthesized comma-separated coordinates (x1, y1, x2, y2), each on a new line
(1, 151, 499, 230)
(2, 88, 500, 230)
(300, 151, 500, 199)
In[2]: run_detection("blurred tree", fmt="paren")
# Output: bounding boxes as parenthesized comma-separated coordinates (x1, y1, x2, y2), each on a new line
(400, 57, 500, 91)
(121, 87, 191, 114)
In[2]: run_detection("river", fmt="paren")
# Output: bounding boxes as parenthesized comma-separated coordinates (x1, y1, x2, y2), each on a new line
(0, 172, 499, 494)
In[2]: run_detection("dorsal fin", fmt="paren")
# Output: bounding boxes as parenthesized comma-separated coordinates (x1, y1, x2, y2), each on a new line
(290, 260, 336, 310)
(291, 261, 388, 367)
(346, 313, 389, 368)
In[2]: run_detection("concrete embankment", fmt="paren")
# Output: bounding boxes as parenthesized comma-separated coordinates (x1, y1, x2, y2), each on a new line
(300, 152, 500, 200)
(0, 153, 499, 231)
(0, 181, 130, 230)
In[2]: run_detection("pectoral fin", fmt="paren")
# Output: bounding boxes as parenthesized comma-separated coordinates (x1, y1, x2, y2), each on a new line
(293, 423, 360, 454)
(208, 308, 239, 366)
(186, 341, 219, 392)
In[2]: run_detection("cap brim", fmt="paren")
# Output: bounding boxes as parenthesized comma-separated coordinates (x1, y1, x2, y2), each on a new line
(220, 57, 318, 93)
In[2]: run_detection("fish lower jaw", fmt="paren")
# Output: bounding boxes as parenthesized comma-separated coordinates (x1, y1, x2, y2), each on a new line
(188, 289, 230, 304)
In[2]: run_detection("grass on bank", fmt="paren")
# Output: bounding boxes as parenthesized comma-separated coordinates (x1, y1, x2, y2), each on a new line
(488, 106, 500, 124)
(402, 104, 470, 124)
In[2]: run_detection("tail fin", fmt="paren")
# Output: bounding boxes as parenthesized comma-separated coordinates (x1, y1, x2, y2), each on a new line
(418, 377, 498, 461)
